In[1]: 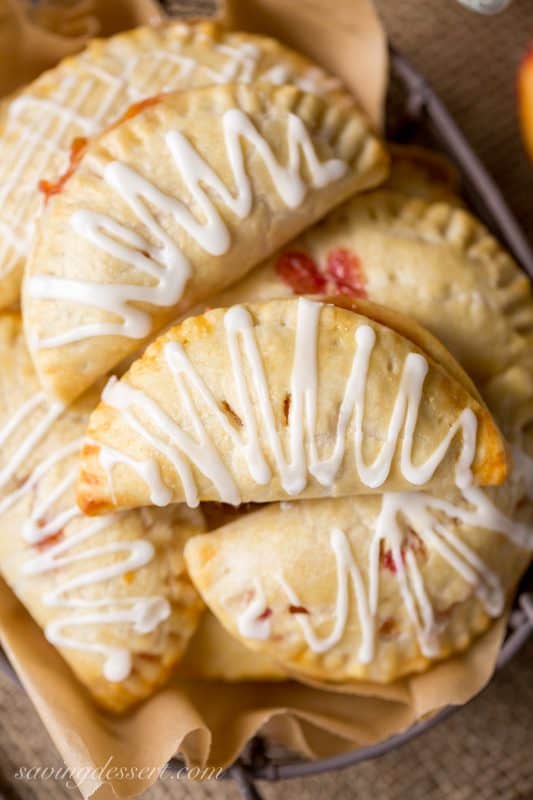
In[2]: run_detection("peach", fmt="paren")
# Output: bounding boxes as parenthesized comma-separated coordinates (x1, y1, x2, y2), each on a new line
(518, 40, 533, 160)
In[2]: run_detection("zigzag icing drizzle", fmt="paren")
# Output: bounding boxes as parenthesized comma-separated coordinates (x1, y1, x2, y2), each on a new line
(98, 298, 478, 507)
(95, 294, 533, 662)
(0, 393, 64, 491)
(0, 398, 169, 682)
(1, 32, 338, 280)
(28, 110, 347, 347)
(238, 487, 533, 661)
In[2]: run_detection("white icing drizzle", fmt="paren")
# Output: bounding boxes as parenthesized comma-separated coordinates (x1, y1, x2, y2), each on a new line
(101, 375, 239, 508)
(277, 528, 373, 661)
(240, 485, 533, 662)
(202, 43, 262, 84)
(0, 30, 340, 282)
(237, 578, 272, 640)
(0, 392, 64, 493)
(22, 516, 169, 684)
(98, 298, 480, 507)
(28, 112, 347, 348)
(0, 401, 171, 683)
(91, 437, 172, 508)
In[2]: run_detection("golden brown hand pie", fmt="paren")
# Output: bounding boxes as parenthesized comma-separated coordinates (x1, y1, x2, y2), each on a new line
(78, 297, 506, 515)
(23, 81, 388, 404)
(0, 20, 350, 309)
(0, 314, 205, 712)
(184, 488, 532, 684)
(212, 191, 533, 383)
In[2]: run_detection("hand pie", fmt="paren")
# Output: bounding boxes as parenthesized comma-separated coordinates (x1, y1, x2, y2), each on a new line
(23, 81, 387, 404)
(0, 314, 205, 712)
(212, 191, 533, 383)
(184, 487, 532, 684)
(176, 611, 286, 682)
(78, 297, 506, 514)
(0, 20, 350, 309)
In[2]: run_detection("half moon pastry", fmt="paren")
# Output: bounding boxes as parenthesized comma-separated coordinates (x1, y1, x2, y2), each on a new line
(212, 191, 533, 383)
(184, 488, 532, 684)
(0, 20, 349, 309)
(0, 313, 205, 712)
(78, 297, 507, 514)
(23, 81, 388, 403)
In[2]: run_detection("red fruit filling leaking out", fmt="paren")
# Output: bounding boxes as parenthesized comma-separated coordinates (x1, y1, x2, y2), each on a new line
(39, 136, 88, 200)
(275, 251, 327, 294)
(275, 248, 367, 298)
(380, 547, 398, 574)
(324, 248, 367, 297)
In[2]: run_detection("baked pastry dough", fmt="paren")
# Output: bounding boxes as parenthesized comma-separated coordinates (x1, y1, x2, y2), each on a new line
(483, 357, 533, 502)
(212, 192, 533, 383)
(0, 20, 349, 309)
(383, 145, 463, 205)
(184, 488, 532, 683)
(176, 611, 286, 681)
(0, 314, 205, 711)
(23, 81, 387, 404)
(78, 297, 506, 514)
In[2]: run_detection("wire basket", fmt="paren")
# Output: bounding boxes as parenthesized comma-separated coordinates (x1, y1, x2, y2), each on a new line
(0, 42, 531, 800)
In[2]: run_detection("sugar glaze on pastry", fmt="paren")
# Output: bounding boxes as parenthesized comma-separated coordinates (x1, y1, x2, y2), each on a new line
(0, 315, 204, 710)
(100, 302, 476, 502)
(212, 190, 533, 384)
(185, 486, 532, 682)
(0, 435, 166, 683)
(24, 83, 387, 404)
(29, 112, 347, 348)
(0, 398, 192, 684)
(0, 393, 63, 489)
(238, 488, 532, 662)
(79, 298, 505, 513)
(0, 402, 165, 681)
(0, 21, 346, 308)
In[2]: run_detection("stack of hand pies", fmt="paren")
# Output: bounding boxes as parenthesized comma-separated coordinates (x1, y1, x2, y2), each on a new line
(0, 20, 530, 713)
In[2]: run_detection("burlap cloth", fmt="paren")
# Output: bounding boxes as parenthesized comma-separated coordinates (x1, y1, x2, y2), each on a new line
(0, 0, 532, 798)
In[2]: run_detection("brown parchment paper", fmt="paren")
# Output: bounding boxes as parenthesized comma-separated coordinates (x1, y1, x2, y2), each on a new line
(0, 574, 507, 799)
(0, 0, 166, 96)
(0, 1, 511, 798)
(221, 0, 387, 128)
